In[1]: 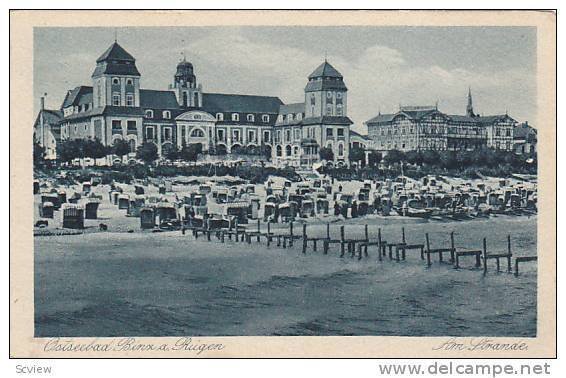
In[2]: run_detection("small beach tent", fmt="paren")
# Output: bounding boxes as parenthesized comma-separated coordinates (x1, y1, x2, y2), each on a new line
(62, 203, 84, 229)
(140, 207, 156, 229)
(118, 194, 130, 210)
(82, 182, 92, 195)
(39, 202, 54, 218)
(85, 201, 100, 219)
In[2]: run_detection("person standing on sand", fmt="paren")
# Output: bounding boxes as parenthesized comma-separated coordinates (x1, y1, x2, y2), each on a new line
(351, 201, 358, 218)
(334, 202, 341, 216)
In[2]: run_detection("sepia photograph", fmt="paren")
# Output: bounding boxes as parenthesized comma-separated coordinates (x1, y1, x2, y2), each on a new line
(10, 9, 556, 358)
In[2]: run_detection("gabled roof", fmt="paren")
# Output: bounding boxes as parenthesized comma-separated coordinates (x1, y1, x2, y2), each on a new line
(513, 123, 537, 140)
(365, 113, 396, 124)
(279, 102, 305, 115)
(92, 42, 140, 77)
(308, 61, 343, 79)
(96, 42, 136, 63)
(61, 86, 93, 108)
(140, 90, 180, 110)
(350, 130, 371, 140)
(34, 109, 63, 128)
(301, 116, 353, 126)
(201, 93, 283, 114)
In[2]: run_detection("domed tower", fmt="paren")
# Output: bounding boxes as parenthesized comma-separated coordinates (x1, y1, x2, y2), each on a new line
(170, 56, 202, 108)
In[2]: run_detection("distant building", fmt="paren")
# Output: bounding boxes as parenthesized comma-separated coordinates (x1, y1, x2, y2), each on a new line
(513, 121, 537, 155)
(349, 130, 372, 150)
(365, 90, 517, 153)
(35, 42, 355, 167)
(33, 97, 62, 160)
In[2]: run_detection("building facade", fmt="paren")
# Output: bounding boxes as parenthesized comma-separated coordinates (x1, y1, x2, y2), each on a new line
(272, 61, 353, 167)
(38, 41, 354, 167)
(365, 90, 517, 153)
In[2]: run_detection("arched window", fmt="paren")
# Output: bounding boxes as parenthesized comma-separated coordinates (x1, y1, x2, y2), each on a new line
(262, 114, 269, 123)
(182, 92, 188, 107)
(336, 104, 343, 116)
(126, 78, 133, 86)
(216, 113, 224, 121)
(190, 128, 205, 138)
(145, 109, 153, 118)
(326, 104, 333, 115)
(232, 113, 239, 121)
(293, 146, 300, 156)
(276, 145, 282, 157)
(247, 114, 254, 122)
(128, 139, 136, 153)
(112, 78, 120, 85)
(285, 145, 292, 157)
(338, 143, 344, 156)
(163, 110, 171, 119)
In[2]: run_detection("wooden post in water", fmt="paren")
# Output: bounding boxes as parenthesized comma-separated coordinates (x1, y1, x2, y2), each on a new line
(377, 228, 383, 262)
(363, 224, 369, 258)
(450, 231, 455, 263)
(425, 233, 431, 267)
(340, 226, 345, 257)
(289, 221, 294, 248)
(257, 219, 261, 242)
(206, 218, 211, 241)
(302, 224, 307, 254)
(267, 221, 271, 246)
(323, 223, 330, 254)
(507, 235, 512, 273)
(401, 227, 406, 260)
(402, 227, 406, 243)
(483, 237, 488, 275)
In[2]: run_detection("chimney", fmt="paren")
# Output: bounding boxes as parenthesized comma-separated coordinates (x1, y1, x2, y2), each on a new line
(40, 96, 45, 111)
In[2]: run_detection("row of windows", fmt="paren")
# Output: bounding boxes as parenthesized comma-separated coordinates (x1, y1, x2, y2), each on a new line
(145, 110, 172, 119)
(215, 113, 270, 123)
(112, 77, 135, 86)
(112, 92, 136, 107)
(277, 113, 304, 123)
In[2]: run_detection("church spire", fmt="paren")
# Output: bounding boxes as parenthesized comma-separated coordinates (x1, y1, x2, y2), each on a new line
(466, 87, 476, 117)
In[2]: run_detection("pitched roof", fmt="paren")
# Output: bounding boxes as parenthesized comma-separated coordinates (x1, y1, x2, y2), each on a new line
(201, 93, 283, 114)
(96, 42, 136, 63)
(301, 116, 353, 126)
(61, 86, 93, 108)
(365, 113, 396, 124)
(140, 90, 180, 110)
(350, 130, 371, 140)
(279, 102, 305, 115)
(308, 61, 343, 79)
(513, 123, 537, 139)
(34, 109, 63, 128)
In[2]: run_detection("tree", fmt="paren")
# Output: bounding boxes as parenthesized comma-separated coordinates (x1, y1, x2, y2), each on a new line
(33, 142, 45, 166)
(383, 149, 405, 165)
(136, 142, 158, 165)
(319, 147, 334, 161)
(367, 151, 382, 167)
(84, 139, 108, 163)
(405, 150, 423, 165)
(421, 150, 440, 166)
(349, 146, 366, 166)
(57, 139, 81, 164)
(179, 143, 201, 162)
(164, 144, 180, 161)
(112, 139, 130, 163)
(439, 151, 457, 169)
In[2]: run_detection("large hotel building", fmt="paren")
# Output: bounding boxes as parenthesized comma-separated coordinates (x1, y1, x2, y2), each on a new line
(364, 89, 517, 153)
(34, 41, 355, 167)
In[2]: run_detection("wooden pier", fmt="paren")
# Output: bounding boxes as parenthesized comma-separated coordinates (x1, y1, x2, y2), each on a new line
(179, 219, 535, 278)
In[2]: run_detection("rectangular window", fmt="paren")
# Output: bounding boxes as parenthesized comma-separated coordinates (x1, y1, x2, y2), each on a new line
(326, 128, 333, 138)
(146, 126, 155, 140)
(337, 128, 344, 137)
(127, 120, 137, 132)
(285, 130, 291, 142)
(233, 130, 241, 142)
(217, 129, 225, 141)
(111, 120, 122, 132)
(126, 94, 134, 107)
(164, 127, 172, 141)
(112, 93, 120, 106)
(232, 113, 239, 122)
(263, 131, 270, 142)
(248, 130, 255, 142)
(262, 115, 269, 123)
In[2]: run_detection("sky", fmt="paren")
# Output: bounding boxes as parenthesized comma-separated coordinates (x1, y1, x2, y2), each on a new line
(34, 26, 536, 132)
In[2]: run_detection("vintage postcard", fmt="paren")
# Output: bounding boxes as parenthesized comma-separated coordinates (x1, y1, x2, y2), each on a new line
(10, 10, 556, 358)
